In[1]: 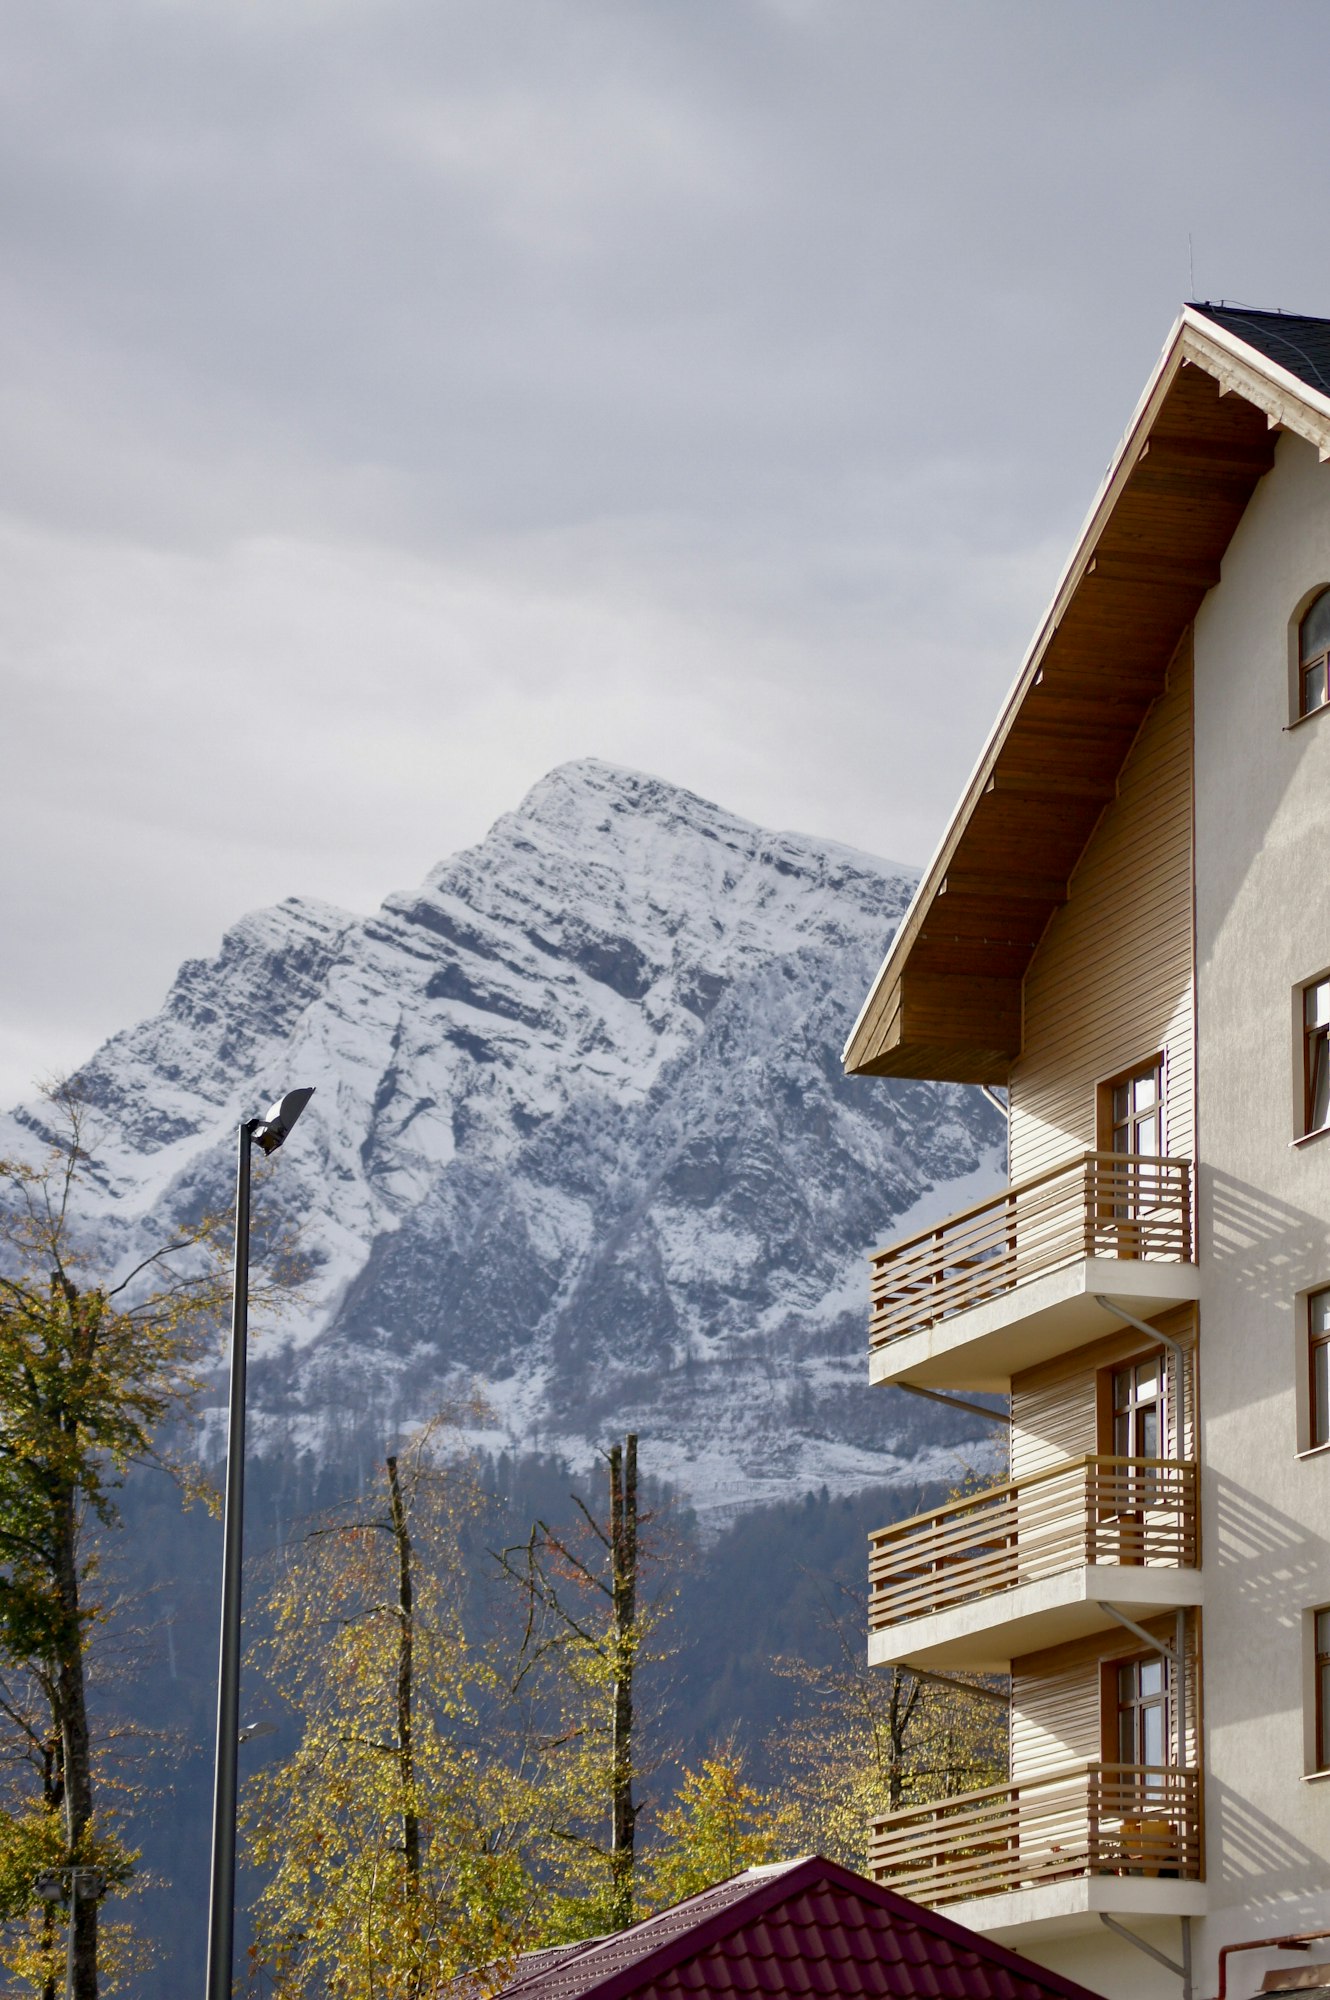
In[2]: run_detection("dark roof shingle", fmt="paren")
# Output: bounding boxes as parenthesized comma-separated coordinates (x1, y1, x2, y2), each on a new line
(495, 1858, 1108, 2000)
(1191, 303, 1330, 397)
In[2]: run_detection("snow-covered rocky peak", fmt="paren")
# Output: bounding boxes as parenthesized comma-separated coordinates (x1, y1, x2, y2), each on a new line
(1, 761, 1003, 1517)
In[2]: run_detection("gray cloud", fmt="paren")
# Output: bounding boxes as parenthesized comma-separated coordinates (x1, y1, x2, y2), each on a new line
(4, 0, 1330, 1101)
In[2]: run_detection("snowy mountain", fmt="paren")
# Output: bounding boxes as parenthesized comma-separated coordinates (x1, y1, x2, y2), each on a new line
(2, 760, 1004, 1517)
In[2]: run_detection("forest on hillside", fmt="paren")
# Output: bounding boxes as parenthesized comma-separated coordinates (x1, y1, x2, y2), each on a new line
(97, 1434, 999, 1996)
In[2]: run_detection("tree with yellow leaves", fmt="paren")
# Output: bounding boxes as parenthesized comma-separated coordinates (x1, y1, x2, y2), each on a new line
(639, 1748, 778, 1911)
(769, 1610, 1006, 1871)
(244, 1421, 554, 1999)
(0, 1088, 248, 1997)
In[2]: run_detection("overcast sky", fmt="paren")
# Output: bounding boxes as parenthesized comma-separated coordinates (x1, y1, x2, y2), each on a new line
(5, 0, 1330, 1104)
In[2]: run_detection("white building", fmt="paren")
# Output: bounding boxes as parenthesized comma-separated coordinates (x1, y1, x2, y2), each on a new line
(844, 304, 1330, 2000)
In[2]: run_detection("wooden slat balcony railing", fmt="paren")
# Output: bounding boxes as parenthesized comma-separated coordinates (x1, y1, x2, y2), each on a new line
(869, 1762, 1201, 1905)
(868, 1455, 1198, 1631)
(870, 1151, 1192, 1352)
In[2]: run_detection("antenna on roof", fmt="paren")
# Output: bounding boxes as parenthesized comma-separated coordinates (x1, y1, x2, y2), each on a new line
(1188, 231, 1195, 300)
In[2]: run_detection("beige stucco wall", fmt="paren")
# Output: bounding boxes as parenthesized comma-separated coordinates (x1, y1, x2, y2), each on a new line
(1191, 428, 1330, 1995)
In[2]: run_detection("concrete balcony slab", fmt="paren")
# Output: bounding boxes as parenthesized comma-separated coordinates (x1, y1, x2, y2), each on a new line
(867, 1563, 1204, 1673)
(868, 1256, 1201, 1393)
(942, 1875, 1207, 1943)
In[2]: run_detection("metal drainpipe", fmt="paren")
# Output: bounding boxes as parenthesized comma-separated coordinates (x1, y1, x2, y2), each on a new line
(1093, 1295, 1195, 1769)
(1211, 1928, 1330, 2000)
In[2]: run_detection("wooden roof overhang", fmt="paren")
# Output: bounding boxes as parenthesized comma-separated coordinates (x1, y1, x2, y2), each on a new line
(844, 309, 1330, 1085)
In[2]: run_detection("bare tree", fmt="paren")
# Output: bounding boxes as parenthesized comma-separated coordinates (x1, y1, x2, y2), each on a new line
(497, 1434, 655, 1932)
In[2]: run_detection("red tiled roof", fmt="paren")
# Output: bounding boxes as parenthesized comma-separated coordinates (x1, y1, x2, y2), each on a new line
(496, 1858, 1108, 2000)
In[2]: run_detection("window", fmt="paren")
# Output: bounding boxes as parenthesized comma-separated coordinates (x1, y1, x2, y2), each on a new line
(1117, 1655, 1170, 1768)
(1300, 589, 1330, 719)
(1316, 1610, 1330, 1771)
(1311, 1291, 1330, 1450)
(1099, 1061, 1164, 1254)
(1110, 1063, 1162, 1159)
(1305, 979, 1330, 1135)
(1113, 1355, 1163, 1460)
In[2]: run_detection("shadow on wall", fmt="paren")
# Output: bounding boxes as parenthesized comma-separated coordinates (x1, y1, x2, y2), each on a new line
(1208, 1776, 1329, 1904)
(1202, 1167, 1330, 1393)
(1211, 1475, 1330, 1639)
(1205, 1168, 1330, 1296)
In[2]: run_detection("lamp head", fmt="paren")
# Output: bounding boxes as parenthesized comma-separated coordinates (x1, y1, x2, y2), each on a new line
(252, 1087, 314, 1156)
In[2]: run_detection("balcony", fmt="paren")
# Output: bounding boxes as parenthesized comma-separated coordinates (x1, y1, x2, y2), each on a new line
(869, 1762, 1203, 1933)
(868, 1455, 1201, 1671)
(869, 1152, 1198, 1391)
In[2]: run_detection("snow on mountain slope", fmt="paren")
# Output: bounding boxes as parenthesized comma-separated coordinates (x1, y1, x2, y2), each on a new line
(2, 760, 1004, 1516)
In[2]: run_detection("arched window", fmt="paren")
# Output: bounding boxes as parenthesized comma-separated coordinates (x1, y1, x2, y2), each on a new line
(1299, 588, 1330, 717)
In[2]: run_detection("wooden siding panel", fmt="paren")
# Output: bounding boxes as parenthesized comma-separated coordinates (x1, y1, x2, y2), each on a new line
(1009, 638, 1195, 1180)
(1011, 1368, 1098, 1480)
(1010, 1306, 1198, 1480)
(1011, 1612, 1201, 1782)
(1011, 1659, 1102, 1777)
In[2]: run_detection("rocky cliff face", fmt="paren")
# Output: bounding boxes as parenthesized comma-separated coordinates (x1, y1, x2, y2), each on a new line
(3, 760, 1004, 1517)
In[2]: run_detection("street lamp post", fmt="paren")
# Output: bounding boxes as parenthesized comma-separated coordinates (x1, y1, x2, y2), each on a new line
(204, 1088, 313, 2000)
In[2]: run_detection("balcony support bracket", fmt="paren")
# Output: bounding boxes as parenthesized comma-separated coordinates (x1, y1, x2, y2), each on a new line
(892, 1380, 1011, 1426)
(1099, 1912, 1192, 2000)
(1096, 1602, 1180, 1666)
(897, 1662, 1011, 1709)
(1093, 1293, 1187, 1366)
(979, 1084, 1010, 1121)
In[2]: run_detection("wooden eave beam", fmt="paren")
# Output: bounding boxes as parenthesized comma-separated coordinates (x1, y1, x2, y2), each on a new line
(1136, 432, 1276, 472)
(843, 309, 1329, 1085)
(939, 870, 1068, 905)
(982, 769, 1119, 803)
(1085, 552, 1223, 590)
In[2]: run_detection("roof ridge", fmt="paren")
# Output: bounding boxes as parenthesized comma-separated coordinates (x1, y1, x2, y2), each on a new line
(494, 1855, 1114, 2000)
(1190, 301, 1330, 396)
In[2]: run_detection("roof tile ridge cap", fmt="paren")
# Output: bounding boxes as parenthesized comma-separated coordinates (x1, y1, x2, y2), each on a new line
(553, 1858, 831, 2000)
(1180, 304, 1330, 425)
(495, 1946, 596, 2000)
(497, 1931, 631, 1996)
(518, 1870, 776, 1985)
(502, 1941, 599, 1982)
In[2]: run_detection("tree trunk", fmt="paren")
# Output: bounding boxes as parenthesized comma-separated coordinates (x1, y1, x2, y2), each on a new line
(55, 1477, 96, 2000)
(39, 1904, 57, 2000)
(40, 1732, 62, 2000)
(607, 1435, 638, 1929)
(385, 1456, 421, 1897)
(886, 1668, 920, 1812)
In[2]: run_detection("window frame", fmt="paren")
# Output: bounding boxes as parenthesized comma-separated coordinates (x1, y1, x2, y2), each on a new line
(1112, 1652, 1172, 1771)
(1095, 1058, 1166, 1257)
(1310, 1290, 1330, 1454)
(1313, 1609, 1330, 1774)
(1303, 977, 1330, 1138)
(1299, 588, 1330, 721)
(1100, 1058, 1165, 1160)
(1111, 1353, 1165, 1462)
(1289, 585, 1330, 728)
